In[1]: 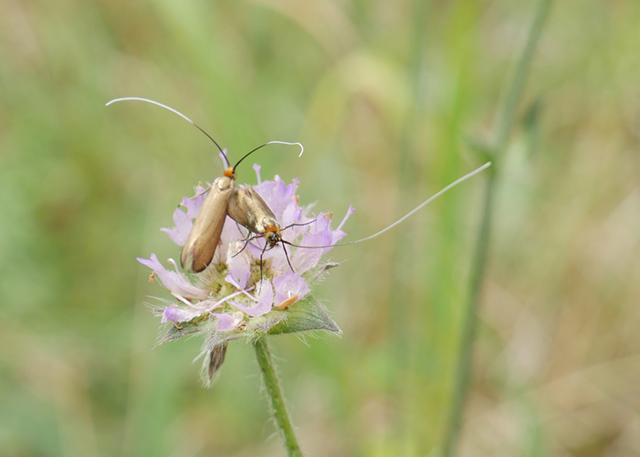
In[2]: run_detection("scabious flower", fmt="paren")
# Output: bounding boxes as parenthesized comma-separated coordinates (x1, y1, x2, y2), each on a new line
(138, 163, 355, 384)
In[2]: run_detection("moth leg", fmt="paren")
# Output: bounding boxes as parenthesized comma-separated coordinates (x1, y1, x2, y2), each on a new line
(232, 234, 260, 258)
(281, 243, 294, 272)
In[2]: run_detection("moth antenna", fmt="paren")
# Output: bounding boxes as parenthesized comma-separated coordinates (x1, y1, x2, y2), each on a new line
(281, 219, 316, 231)
(106, 96, 229, 167)
(258, 242, 269, 282)
(287, 162, 492, 249)
(233, 141, 304, 172)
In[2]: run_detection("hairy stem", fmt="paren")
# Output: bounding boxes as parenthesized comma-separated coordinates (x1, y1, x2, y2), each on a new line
(254, 337, 303, 457)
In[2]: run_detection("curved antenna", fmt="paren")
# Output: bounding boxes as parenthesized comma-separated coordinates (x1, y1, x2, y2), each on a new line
(106, 97, 229, 167)
(285, 162, 492, 249)
(233, 141, 304, 172)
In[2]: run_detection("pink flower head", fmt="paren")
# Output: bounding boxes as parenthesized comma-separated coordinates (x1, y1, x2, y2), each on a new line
(138, 164, 350, 382)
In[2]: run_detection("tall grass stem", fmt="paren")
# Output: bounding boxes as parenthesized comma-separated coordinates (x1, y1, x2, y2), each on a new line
(442, 0, 552, 456)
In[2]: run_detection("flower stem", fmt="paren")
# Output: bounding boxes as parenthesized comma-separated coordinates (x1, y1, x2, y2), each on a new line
(442, 0, 552, 456)
(254, 337, 303, 457)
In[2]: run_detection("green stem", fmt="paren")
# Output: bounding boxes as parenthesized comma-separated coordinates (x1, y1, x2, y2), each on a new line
(254, 338, 303, 457)
(442, 171, 496, 457)
(494, 0, 552, 152)
(442, 0, 551, 456)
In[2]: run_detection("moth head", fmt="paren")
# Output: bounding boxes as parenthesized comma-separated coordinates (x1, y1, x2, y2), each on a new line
(263, 221, 282, 247)
(223, 167, 236, 180)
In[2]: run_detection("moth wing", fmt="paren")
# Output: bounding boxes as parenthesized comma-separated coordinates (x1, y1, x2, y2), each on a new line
(181, 177, 234, 272)
(227, 185, 276, 230)
(244, 186, 276, 219)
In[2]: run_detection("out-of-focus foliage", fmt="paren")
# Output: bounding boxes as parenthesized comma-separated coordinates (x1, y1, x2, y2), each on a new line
(0, 0, 638, 456)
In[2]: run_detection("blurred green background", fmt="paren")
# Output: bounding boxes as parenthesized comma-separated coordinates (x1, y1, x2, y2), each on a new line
(1, 0, 639, 456)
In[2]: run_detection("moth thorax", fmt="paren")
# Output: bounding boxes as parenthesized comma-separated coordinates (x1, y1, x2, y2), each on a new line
(215, 175, 234, 191)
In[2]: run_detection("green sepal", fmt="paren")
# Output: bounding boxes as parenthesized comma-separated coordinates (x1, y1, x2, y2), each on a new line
(158, 294, 341, 350)
(268, 296, 342, 335)
(158, 314, 213, 345)
(202, 312, 289, 351)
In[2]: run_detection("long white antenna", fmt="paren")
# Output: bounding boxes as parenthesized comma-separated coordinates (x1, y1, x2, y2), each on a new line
(343, 161, 492, 245)
(264, 141, 304, 157)
(106, 97, 197, 125)
(289, 162, 492, 249)
(106, 96, 227, 163)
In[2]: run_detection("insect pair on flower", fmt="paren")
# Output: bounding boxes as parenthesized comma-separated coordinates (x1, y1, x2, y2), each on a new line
(108, 97, 351, 382)
(108, 97, 491, 383)
(139, 158, 351, 382)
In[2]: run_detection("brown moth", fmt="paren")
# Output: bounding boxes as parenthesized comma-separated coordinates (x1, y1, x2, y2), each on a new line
(227, 185, 283, 249)
(106, 96, 303, 274)
(181, 167, 236, 272)
(183, 140, 302, 273)
(226, 184, 294, 278)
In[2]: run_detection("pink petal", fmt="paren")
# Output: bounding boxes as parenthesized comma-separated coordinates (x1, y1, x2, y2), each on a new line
(291, 228, 332, 273)
(161, 207, 192, 246)
(183, 188, 208, 219)
(229, 280, 274, 316)
(253, 163, 262, 184)
(213, 312, 240, 331)
(137, 254, 208, 299)
(337, 205, 355, 231)
(161, 306, 201, 323)
(225, 246, 251, 290)
(273, 272, 309, 305)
